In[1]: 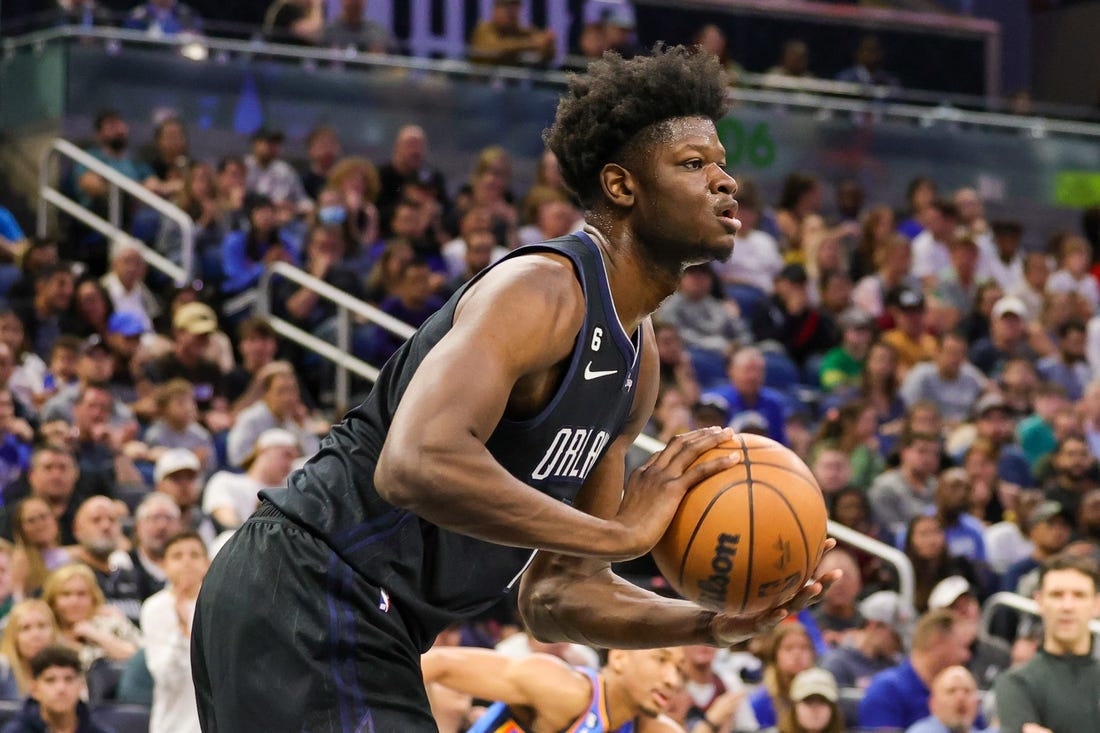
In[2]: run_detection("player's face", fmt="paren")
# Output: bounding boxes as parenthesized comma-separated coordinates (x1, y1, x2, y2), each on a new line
(618, 647, 685, 718)
(629, 117, 739, 267)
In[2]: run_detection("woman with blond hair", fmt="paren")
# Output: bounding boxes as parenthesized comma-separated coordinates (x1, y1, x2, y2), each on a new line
(10, 497, 72, 601)
(227, 360, 320, 466)
(43, 564, 141, 669)
(743, 623, 818, 730)
(0, 599, 59, 698)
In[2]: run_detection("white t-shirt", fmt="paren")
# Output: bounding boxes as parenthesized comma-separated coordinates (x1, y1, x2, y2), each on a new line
(142, 587, 201, 733)
(713, 229, 783, 294)
(1047, 269, 1100, 310)
(911, 230, 951, 282)
(202, 471, 263, 527)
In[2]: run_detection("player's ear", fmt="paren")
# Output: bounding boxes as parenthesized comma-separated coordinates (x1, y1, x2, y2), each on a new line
(599, 163, 635, 208)
(606, 649, 626, 673)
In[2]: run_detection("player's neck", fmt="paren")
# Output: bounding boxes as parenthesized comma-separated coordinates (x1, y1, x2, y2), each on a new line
(584, 222, 680, 332)
(602, 675, 638, 729)
(1045, 633, 1091, 656)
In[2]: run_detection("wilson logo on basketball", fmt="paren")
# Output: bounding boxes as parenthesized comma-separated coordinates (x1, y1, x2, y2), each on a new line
(773, 537, 791, 569)
(697, 533, 741, 607)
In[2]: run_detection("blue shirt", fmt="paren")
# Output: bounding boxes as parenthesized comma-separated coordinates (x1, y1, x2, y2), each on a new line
(0, 208, 24, 243)
(858, 659, 930, 730)
(219, 229, 300, 295)
(706, 383, 788, 445)
(466, 667, 633, 733)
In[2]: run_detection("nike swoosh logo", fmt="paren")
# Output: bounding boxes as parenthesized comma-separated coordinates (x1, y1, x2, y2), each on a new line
(584, 361, 618, 380)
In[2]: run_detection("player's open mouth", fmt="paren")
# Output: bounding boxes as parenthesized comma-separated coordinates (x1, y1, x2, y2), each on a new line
(717, 211, 741, 233)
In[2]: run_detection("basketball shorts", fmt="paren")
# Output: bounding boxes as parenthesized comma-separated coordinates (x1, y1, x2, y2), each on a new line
(192, 502, 438, 732)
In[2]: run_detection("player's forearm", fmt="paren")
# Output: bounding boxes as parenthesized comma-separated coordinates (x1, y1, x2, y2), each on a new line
(520, 560, 717, 649)
(375, 444, 641, 560)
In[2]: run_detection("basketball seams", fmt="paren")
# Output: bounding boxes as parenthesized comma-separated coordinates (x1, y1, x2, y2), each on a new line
(675, 478, 748, 587)
(752, 479, 813, 587)
(737, 435, 755, 615)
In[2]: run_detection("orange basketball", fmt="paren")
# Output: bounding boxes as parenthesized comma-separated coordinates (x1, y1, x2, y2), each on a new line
(651, 433, 828, 615)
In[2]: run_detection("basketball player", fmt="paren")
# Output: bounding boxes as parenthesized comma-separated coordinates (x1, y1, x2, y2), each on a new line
(422, 645, 685, 732)
(192, 46, 840, 732)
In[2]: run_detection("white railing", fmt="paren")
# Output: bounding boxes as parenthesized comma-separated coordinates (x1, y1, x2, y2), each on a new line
(37, 138, 194, 285)
(981, 590, 1100, 640)
(256, 261, 415, 412)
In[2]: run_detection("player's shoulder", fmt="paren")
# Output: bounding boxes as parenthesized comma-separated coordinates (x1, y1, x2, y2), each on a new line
(458, 245, 588, 325)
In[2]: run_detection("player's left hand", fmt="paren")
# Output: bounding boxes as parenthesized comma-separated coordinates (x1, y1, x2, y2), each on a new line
(710, 538, 842, 646)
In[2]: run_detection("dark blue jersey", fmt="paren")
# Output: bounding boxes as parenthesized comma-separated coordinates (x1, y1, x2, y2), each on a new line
(262, 232, 643, 649)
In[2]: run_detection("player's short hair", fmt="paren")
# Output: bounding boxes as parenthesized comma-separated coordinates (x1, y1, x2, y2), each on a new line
(544, 45, 729, 208)
(29, 645, 82, 679)
(911, 609, 957, 652)
(1039, 553, 1100, 593)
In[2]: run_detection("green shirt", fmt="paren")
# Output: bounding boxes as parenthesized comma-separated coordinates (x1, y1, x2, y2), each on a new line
(994, 646, 1100, 733)
(819, 347, 864, 392)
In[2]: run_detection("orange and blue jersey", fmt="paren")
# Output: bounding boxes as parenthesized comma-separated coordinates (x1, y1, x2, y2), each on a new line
(466, 667, 634, 733)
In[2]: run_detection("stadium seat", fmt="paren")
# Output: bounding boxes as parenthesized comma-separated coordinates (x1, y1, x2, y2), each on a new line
(723, 283, 768, 321)
(687, 347, 728, 390)
(91, 703, 151, 733)
(86, 658, 127, 704)
(763, 350, 801, 392)
(0, 699, 21, 725)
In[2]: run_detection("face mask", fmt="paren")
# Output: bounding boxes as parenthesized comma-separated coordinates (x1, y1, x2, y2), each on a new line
(318, 206, 347, 226)
(105, 135, 128, 153)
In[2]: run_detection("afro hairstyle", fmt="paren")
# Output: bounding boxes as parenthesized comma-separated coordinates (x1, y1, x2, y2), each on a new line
(543, 45, 730, 209)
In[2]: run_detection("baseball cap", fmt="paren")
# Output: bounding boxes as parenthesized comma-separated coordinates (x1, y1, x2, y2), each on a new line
(107, 310, 146, 338)
(991, 296, 1028, 320)
(928, 575, 972, 610)
(154, 448, 201, 483)
(242, 428, 301, 470)
(695, 393, 731, 423)
(1030, 500, 1072, 526)
(173, 302, 218, 335)
(777, 263, 808, 285)
(839, 307, 875, 331)
(973, 393, 1008, 419)
(859, 590, 915, 629)
(789, 668, 838, 704)
(888, 285, 924, 311)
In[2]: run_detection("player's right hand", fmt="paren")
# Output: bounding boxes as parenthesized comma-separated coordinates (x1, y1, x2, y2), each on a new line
(610, 427, 740, 559)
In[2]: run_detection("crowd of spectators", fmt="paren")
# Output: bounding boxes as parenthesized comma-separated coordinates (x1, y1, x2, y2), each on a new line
(0, 8, 1097, 731)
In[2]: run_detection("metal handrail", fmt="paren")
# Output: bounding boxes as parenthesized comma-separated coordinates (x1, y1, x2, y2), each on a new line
(256, 261, 415, 413)
(37, 138, 193, 285)
(6, 24, 1100, 128)
(980, 590, 1100, 639)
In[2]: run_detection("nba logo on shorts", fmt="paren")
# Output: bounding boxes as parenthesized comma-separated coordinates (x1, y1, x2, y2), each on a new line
(379, 588, 391, 613)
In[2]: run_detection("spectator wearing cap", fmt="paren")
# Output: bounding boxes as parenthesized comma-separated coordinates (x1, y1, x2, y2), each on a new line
(1036, 319, 1090, 401)
(779, 667, 844, 733)
(858, 609, 972, 731)
(982, 220, 1025, 293)
(102, 310, 145, 407)
(818, 307, 874, 393)
(219, 192, 300, 298)
(952, 393, 1033, 489)
(1001, 500, 1073, 595)
(244, 127, 308, 216)
(147, 287, 235, 375)
(153, 449, 216, 546)
(691, 393, 731, 430)
(911, 200, 960, 286)
(905, 665, 986, 733)
(969, 296, 1036, 379)
(469, 0, 556, 67)
(226, 361, 319, 468)
(882, 285, 937, 380)
(99, 242, 158, 335)
(926, 576, 1010, 692)
(751, 263, 839, 367)
(656, 264, 749, 359)
(708, 347, 787, 445)
(12, 264, 77, 362)
(899, 332, 986, 427)
(139, 302, 231, 434)
(204, 428, 300, 533)
(41, 337, 135, 431)
(712, 180, 784, 295)
(821, 590, 911, 690)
